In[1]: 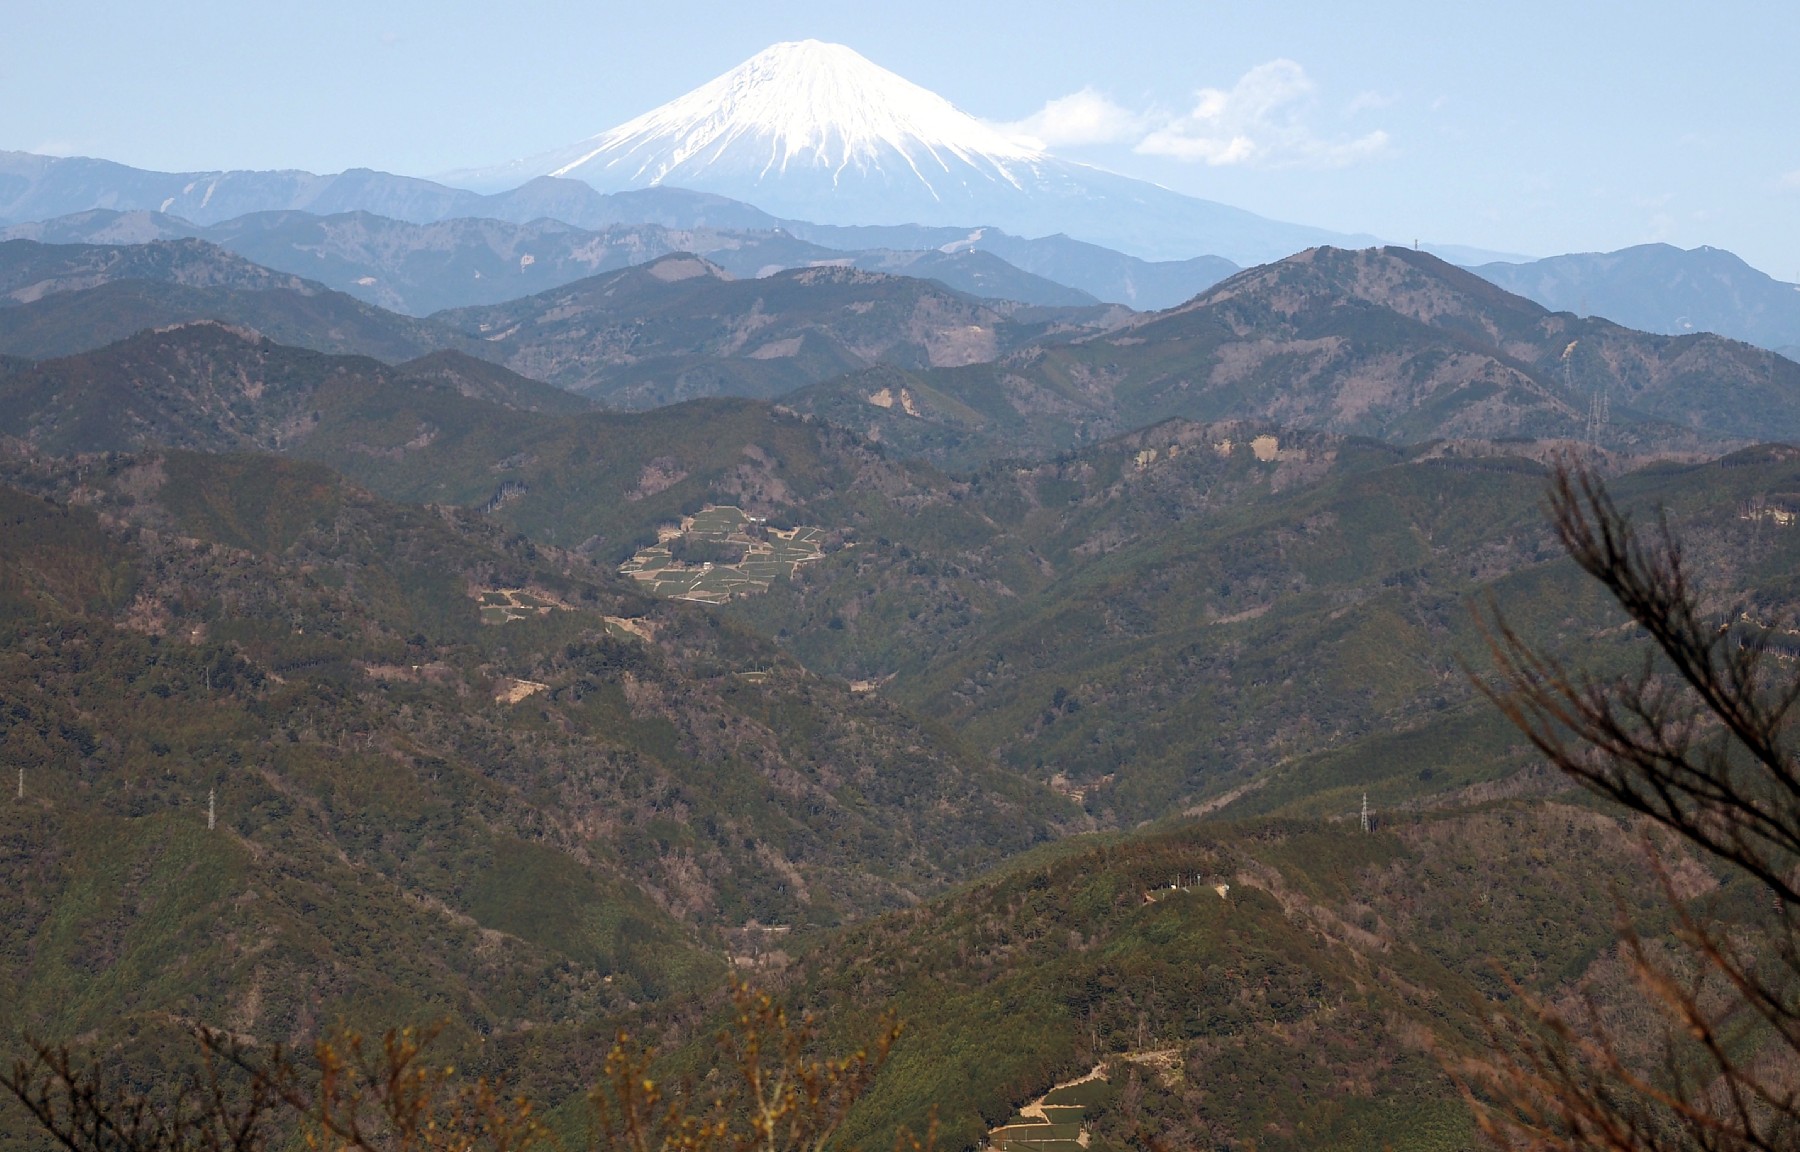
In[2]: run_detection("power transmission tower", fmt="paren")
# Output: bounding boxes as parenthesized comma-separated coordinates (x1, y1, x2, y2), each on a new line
(1563, 340, 1608, 449)
(208, 788, 216, 831)
(1586, 388, 1609, 448)
(1360, 792, 1370, 834)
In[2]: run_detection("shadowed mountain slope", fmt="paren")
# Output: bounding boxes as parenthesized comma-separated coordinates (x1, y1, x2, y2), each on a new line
(0, 323, 989, 563)
(0, 236, 1117, 395)
(0, 277, 458, 363)
(0, 323, 464, 452)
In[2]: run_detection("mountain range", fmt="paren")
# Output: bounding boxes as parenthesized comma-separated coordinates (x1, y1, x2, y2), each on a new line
(0, 426, 1071, 1132)
(6, 35, 1798, 357)
(11, 310, 1794, 833)
(788, 245, 1800, 467)
(0, 203, 1243, 313)
(430, 254, 1118, 405)
(8, 190, 1797, 361)
(0, 42, 1407, 270)
(0, 150, 776, 233)
(7, 234, 1791, 458)
(0, 239, 1127, 405)
(4, 38, 1800, 1138)
(5, 203, 1800, 1150)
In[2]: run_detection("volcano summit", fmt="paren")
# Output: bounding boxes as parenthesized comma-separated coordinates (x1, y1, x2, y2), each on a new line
(444, 40, 1374, 264)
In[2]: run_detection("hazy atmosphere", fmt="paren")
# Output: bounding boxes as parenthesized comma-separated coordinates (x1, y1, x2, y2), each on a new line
(9, 0, 1798, 273)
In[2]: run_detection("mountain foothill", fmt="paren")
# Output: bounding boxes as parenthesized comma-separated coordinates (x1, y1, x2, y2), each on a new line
(4, 94, 1800, 1152)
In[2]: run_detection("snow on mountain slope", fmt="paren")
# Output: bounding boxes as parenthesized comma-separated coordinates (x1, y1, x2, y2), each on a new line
(565, 40, 1043, 190)
(443, 41, 1377, 265)
(457, 42, 1042, 200)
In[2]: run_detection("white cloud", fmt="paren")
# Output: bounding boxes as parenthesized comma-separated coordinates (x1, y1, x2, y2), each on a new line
(993, 61, 1391, 170)
(1343, 90, 1394, 117)
(991, 87, 1147, 151)
(1136, 59, 1390, 168)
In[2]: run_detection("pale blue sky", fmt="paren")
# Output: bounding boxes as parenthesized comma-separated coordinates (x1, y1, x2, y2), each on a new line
(8, 0, 1798, 274)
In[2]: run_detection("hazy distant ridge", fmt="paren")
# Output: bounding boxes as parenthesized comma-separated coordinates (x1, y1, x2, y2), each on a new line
(1471, 243, 1800, 353)
(1, 193, 1242, 313)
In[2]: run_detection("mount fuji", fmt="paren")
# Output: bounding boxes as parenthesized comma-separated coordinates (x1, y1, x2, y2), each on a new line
(443, 40, 1378, 265)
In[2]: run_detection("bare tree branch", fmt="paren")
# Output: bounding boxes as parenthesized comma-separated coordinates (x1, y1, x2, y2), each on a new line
(1465, 455, 1800, 1151)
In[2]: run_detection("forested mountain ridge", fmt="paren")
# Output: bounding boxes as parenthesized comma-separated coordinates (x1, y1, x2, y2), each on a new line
(0, 322, 988, 566)
(0, 238, 1123, 402)
(4, 229, 1800, 1152)
(728, 428, 1800, 824)
(0, 237, 313, 304)
(765, 793, 1751, 1152)
(0, 280, 459, 364)
(11, 319, 1799, 838)
(0, 323, 577, 455)
(9, 239, 1792, 473)
(788, 246, 1800, 467)
(1118, 245, 1800, 442)
(430, 254, 1120, 406)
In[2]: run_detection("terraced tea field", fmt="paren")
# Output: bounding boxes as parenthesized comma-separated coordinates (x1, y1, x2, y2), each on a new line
(986, 1069, 1109, 1151)
(621, 505, 827, 603)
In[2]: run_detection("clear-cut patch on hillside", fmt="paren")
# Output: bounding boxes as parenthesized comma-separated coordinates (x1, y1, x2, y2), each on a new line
(474, 586, 573, 624)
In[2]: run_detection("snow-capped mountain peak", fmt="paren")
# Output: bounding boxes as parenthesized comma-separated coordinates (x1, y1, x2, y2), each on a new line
(443, 41, 1377, 263)
(553, 40, 1044, 190)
